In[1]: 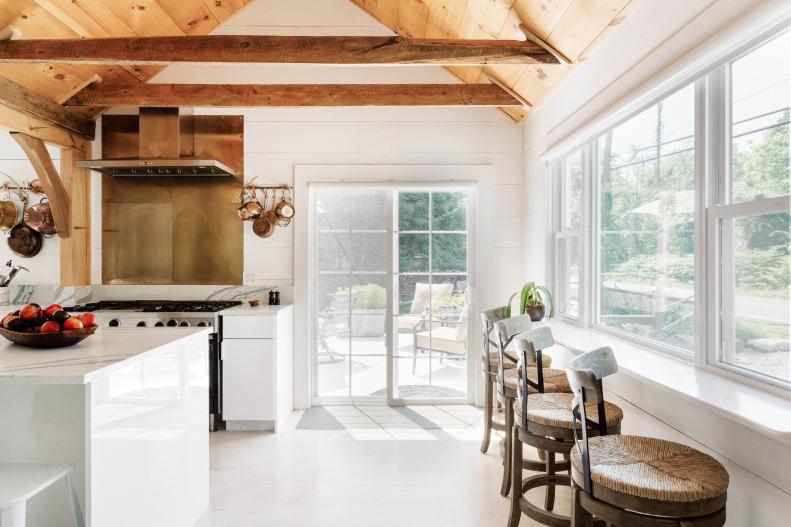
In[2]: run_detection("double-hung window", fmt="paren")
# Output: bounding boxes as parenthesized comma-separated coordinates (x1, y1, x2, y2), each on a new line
(553, 149, 584, 320)
(596, 84, 697, 354)
(551, 26, 790, 389)
(709, 31, 790, 387)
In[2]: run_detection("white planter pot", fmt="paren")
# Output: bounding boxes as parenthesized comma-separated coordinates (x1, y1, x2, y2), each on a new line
(350, 309, 386, 337)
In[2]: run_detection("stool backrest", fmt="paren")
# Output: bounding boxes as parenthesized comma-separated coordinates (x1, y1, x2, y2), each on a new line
(493, 314, 532, 400)
(513, 325, 555, 427)
(480, 307, 507, 374)
(566, 346, 618, 496)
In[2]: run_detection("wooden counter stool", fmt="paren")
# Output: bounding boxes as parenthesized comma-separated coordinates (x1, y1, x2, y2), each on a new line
(508, 343, 623, 527)
(567, 358, 729, 527)
(494, 318, 567, 498)
(480, 308, 551, 455)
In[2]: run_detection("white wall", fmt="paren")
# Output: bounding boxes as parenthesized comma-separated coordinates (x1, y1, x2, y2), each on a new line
(0, 133, 61, 284)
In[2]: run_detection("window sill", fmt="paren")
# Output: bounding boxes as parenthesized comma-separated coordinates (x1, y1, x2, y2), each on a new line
(545, 319, 791, 447)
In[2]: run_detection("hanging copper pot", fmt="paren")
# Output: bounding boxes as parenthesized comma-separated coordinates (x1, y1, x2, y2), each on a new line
(27, 179, 45, 195)
(274, 187, 295, 222)
(8, 224, 43, 258)
(0, 200, 20, 231)
(253, 210, 278, 238)
(237, 186, 263, 221)
(23, 198, 57, 235)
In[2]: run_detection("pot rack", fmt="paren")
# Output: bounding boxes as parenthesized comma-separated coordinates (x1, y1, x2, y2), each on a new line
(243, 183, 292, 192)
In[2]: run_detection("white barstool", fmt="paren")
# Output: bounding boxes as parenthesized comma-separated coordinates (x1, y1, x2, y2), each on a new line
(0, 463, 84, 527)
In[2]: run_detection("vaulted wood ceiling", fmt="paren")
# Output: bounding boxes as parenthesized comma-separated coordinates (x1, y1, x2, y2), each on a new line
(351, 0, 634, 121)
(0, 0, 632, 125)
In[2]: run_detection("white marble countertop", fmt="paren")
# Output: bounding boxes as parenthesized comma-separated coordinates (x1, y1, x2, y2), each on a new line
(0, 327, 210, 385)
(220, 304, 291, 316)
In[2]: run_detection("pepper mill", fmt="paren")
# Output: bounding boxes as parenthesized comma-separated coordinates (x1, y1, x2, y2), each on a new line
(273, 290, 281, 305)
(268, 290, 276, 305)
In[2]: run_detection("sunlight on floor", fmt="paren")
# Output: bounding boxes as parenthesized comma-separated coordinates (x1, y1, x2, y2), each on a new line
(317, 405, 484, 441)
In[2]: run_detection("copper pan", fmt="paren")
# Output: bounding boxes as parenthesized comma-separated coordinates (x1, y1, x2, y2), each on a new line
(252, 210, 278, 238)
(8, 224, 42, 258)
(274, 187, 295, 222)
(0, 201, 20, 231)
(24, 198, 57, 235)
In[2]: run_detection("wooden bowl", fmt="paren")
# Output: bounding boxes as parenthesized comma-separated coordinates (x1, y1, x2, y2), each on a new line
(0, 326, 97, 349)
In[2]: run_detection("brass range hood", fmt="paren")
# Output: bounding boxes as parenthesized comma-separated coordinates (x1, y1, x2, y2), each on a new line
(78, 108, 235, 177)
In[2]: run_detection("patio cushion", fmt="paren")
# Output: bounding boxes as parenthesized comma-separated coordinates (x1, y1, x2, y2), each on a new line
(502, 367, 571, 393)
(513, 393, 623, 430)
(415, 327, 465, 356)
(409, 283, 453, 315)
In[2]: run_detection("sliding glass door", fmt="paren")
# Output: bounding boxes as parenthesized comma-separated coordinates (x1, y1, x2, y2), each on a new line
(312, 186, 472, 404)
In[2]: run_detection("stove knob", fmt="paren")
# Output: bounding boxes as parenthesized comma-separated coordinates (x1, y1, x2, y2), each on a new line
(178, 321, 190, 327)
(166, 319, 178, 327)
(154, 321, 165, 327)
(109, 319, 120, 327)
(137, 321, 148, 327)
(197, 321, 208, 328)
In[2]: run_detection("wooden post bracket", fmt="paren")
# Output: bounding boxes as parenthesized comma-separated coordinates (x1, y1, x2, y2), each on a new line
(10, 132, 70, 238)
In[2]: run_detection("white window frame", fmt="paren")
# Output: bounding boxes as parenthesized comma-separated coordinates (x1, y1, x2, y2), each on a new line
(703, 31, 791, 391)
(549, 21, 791, 393)
(552, 147, 588, 323)
(591, 81, 699, 360)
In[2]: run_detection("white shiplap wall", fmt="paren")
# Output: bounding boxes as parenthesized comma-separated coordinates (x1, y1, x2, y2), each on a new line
(0, 134, 61, 284)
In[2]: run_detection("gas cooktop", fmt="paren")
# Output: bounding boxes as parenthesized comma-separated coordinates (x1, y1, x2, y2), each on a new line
(63, 300, 242, 313)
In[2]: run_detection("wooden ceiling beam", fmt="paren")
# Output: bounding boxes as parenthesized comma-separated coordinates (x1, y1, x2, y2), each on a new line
(11, 132, 71, 238)
(0, 76, 94, 140)
(64, 83, 522, 107)
(0, 35, 558, 66)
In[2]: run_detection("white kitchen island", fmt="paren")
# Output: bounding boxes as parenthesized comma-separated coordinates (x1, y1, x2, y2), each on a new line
(0, 328, 210, 527)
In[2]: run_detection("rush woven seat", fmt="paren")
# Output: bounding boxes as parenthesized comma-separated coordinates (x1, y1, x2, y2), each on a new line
(513, 392, 623, 430)
(570, 435, 729, 503)
(502, 367, 570, 393)
(486, 352, 551, 372)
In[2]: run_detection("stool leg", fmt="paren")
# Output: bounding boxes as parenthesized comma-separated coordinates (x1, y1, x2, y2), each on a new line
(544, 451, 556, 511)
(507, 432, 523, 527)
(480, 375, 493, 454)
(570, 486, 593, 527)
(65, 473, 85, 527)
(0, 502, 26, 527)
(500, 400, 513, 497)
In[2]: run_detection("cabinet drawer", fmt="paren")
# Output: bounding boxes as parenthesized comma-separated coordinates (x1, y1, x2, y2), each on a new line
(222, 315, 274, 339)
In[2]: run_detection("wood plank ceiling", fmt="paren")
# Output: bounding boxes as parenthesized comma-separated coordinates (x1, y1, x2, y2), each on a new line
(0, 0, 633, 124)
(350, 0, 634, 121)
(0, 0, 253, 118)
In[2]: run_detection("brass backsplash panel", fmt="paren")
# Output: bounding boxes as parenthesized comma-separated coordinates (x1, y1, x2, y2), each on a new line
(102, 114, 243, 285)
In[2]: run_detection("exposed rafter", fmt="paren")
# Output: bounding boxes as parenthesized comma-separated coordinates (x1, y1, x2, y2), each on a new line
(0, 35, 558, 66)
(0, 76, 95, 140)
(64, 83, 521, 107)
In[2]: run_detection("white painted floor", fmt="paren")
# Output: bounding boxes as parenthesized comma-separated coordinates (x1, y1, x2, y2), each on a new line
(197, 391, 788, 526)
(197, 405, 546, 527)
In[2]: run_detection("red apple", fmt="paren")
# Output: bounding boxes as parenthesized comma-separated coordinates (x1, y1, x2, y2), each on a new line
(19, 304, 40, 321)
(43, 304, 63, 318)
(2, 315, 19, 329)
(40, 321, 60, 333)
(62, 317, 83, 330)
(78, 313, 97, 328)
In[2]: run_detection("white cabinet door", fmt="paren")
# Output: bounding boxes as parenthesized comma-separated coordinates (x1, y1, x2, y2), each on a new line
(222, 339, 275, 421)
